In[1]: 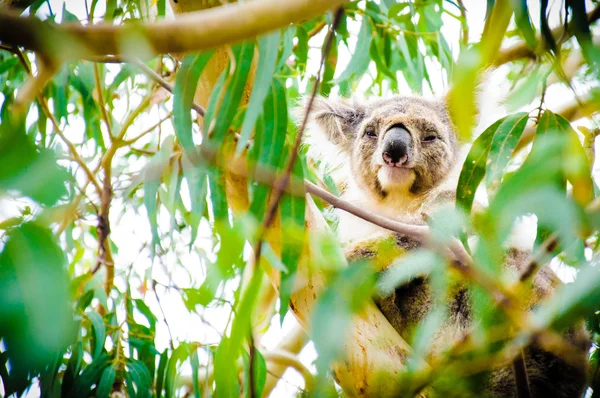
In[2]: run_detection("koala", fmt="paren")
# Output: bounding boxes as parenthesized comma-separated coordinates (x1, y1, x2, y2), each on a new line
(306, 95, 590, 397)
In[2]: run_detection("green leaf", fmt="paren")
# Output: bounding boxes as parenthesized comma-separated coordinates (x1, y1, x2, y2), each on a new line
(337, 15, 373, 82)
(0, 56, 19, 75)
(127, 359, 152, 398)
(249, 79, 288, 218)
(97, 363, 117, 398)
(62, 341, 83, 397)
(69, 353, 111, 397)
(312, 263, 375, 390)
(0, 222, 75, 382)
(155, 349, 169, 398)
(165, 344, 189, 398)
(173, 51, 214, 151)
(533, 262, 600, 331)
(243, 349, 267, 398)
(276, 26, 296, 72)
(181, 153, 207, 248)
(144, 137, 174, 254)
(190, 348, 201, 398)
(456, 117, 503, 213)
(134, 298, 157, 331)
(216, 267, 265, 396)
(279, 151, 306, 322)
(509, 0, 536, 49)
(214, 338, 240, 397)
(86, 311, 106, 359)
(237, 32, 281, 154)
(157, 0, 166, 17)
(484, 112, 529, 193)
(105, 0, 116, 20)
(205, 41, 255, 145)
(261, 243, 288, 273)
(0, 113, 70, 206)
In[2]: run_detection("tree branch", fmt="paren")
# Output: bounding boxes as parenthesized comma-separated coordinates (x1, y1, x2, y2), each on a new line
(0, 0, 348, 58)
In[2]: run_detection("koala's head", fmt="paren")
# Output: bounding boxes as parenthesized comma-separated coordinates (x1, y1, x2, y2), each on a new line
(309, 95, 459, 200)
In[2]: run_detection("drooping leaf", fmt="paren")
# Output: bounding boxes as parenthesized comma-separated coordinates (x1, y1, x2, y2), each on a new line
(69, 353, 112, 397)
(336, 15, 373, 82)
(205, 41, 255, 145)
(237, 32, 281, 154)
(155, 349, 169, 398)
(143, 136, 174, 254)
(86, 311, 106, 359)
(173, 51, 214, 152)
(165, 345, 189, 398)
(127, 359, 152, 398)
(279, 150, 306, 322)
(97, 363, 117, 398)
(509, 0, 536, 49)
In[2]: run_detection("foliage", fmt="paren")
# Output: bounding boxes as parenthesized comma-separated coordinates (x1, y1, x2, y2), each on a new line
(0, 0, 600, 397)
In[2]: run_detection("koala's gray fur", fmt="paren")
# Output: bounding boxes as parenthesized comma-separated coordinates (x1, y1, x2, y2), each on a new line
(307, 95, 590, 397)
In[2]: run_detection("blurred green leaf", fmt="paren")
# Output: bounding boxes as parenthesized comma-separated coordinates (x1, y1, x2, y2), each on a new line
(0, 113, 70, 206)
(533, 261, 600, 330)
(313, 263, 375, 387)
(0, 222, 75, 388)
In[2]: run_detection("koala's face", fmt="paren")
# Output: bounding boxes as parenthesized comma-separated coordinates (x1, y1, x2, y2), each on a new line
(311, 96, 459, 200)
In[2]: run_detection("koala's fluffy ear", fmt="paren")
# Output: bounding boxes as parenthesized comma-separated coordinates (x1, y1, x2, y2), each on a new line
(304, 96, 366, 152)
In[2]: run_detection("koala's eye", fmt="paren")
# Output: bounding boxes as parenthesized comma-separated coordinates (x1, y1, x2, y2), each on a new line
(423, 135, 437, 143)
(365, 127, 377, 138)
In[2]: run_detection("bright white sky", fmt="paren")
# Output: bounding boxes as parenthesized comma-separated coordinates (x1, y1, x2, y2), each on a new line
(1, 1, 599, 397)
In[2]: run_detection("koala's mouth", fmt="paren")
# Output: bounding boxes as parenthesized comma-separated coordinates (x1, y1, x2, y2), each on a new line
(377, 164, 415, 190)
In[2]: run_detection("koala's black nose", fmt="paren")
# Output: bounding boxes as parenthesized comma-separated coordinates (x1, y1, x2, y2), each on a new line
(382, 125, 412, 166)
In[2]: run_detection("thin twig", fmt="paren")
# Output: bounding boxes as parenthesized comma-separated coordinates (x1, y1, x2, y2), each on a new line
(129, 58, 206, 117)
(11, 46, 103, 195)
(455, 0, 469, 46)
(123, 111, 173, 145)
(93, 62, 115, 139)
